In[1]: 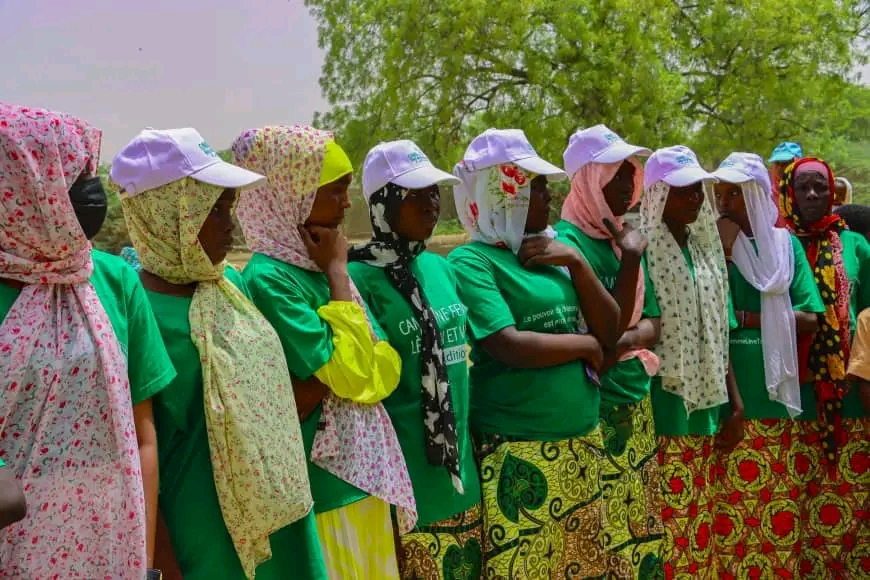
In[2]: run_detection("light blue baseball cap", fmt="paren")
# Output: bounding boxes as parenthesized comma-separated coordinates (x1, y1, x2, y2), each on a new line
(767, 142, 803, 164)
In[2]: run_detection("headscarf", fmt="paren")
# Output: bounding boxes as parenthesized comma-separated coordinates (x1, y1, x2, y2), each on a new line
(0, 104, 145, 577)
(454, 162, 539, 253)
(120, 177, 312, 578)
(723, 154, 800, 416)
(231, 124, 417, 533)
(777, 157, 849, 466)
(561, 158, 660, 377)
(349, 183, 463, 493)
(834, 177, 853, 206)
(640, 180, 731, 415)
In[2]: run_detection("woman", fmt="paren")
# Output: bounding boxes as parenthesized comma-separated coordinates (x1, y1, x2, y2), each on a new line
(232, 124, 416, 579)
(711, 152, 825, 576)
(833, 176, 853, 207)
(553, 125, 664, 578)
(0, 104, 168, 578)
(347, 140, 483, 579)
(447, 128, 623, 578)
(113, 126, 319, 579)
(640, 145, 742, 579)
(776, 157, 870, 577)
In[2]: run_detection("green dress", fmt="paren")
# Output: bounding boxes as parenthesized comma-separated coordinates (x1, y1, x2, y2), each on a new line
(144, 266, 326, 580)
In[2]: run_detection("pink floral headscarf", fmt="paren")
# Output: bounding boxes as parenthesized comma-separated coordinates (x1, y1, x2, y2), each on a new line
(561, 159, 660, 376)
(232, 125, 417, 532)
(0, 104, 145, 577)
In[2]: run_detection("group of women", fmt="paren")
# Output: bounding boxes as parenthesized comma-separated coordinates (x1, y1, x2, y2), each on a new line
(0, 102, 867, 580)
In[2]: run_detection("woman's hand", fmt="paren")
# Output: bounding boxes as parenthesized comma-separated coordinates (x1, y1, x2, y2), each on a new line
(299, 225, 348, 273)
(517, 237, 582, 269)
(716, 406, 745, 451)
(716, 217, 742, 257)
(577, 334, 604, 372)
(291, 375, 330, 421)
(603, 219, 647, 258)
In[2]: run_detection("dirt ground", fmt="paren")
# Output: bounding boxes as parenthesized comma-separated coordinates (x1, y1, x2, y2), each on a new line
(226, 233, 470, 269)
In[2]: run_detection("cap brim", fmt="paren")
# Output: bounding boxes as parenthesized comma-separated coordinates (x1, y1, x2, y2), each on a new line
(711, 167, 752, 185)
(514, 155, 567, 181)
(190, 159, 266, 190)
(664, 167, 717, 187)
(767, 154, 796, 164)
(392, 165, 462, 190)
(596, 142, 652, 164)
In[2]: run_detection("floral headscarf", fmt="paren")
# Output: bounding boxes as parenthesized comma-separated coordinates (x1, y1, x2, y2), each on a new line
(641, 180, 731, 415)
(0, 104, 145, 577)
(561, 158, 660, 377)
(232, 125, 417, 533)
(777, 158, 849, 465)
(120, 177, 312, 578)
(454, 162, 537, 253)
(349, 182, 463, 493)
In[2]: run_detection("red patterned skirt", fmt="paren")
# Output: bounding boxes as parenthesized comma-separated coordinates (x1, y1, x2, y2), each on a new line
(712, 418, 869, 579)
(658, 434, 718, 579)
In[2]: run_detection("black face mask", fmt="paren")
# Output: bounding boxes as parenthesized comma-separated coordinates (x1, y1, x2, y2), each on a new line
(69, 176, 108, 240)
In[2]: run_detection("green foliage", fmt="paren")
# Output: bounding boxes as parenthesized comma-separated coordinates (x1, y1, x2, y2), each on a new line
(306, 0, 870, 170)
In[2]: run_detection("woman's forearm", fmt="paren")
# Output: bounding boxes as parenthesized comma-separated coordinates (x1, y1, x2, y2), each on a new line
(566, 257, 620, 348)
(133, 400, 158, 567)
(611, 253, 643, 336)
(481, 328, 601, 369)
(620, 318, 660, 351)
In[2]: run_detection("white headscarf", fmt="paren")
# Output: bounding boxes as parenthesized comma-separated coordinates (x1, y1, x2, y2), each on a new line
(721, 153, 801, 416)
(641, 180, 731, 415)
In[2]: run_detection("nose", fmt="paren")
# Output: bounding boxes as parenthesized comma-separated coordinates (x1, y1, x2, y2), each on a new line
(806, 187, 820, 200)
(716, 193, 729, 215)
(340, 190, 352, 210)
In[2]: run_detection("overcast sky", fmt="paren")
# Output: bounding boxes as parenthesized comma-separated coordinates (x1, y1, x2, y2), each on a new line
(2, 0, 868, 163)
(0, 0, 327, 160)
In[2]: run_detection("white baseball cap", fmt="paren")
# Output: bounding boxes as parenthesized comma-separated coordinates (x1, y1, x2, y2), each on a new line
(563, 124, 651, 178)
(643, 145, 717, 189)
(712, 152, 771, 192)
(461, 128, 566, 181)
(362, 140, 460, 200)
(111, 127, 266, 196)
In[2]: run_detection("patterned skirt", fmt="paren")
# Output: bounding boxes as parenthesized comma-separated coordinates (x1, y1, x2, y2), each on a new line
(713, 418, 870, 580)
(398, 503, 484, 580)
(599, 395, 665, 578)
(657, 434, 717, 579)
(475, 429, 608, 580)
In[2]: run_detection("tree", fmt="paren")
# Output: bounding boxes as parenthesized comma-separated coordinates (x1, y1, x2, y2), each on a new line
(306, 0, 870, 169)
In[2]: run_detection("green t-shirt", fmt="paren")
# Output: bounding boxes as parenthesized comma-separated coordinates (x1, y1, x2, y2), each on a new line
(242, 252, 373, 514)
(348, 252, 481, 526)
(144, 266, 325, 580)
(447, 242, 600, 440)
(726, 235, 825, 420)
(554, 220, 660, 408)
(650, 247, 739, 437)
(0, 249, 175, 406)
(797, 230, 870, 419)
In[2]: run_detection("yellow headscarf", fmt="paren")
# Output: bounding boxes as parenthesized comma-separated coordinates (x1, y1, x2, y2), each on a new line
(319, 139, 353, 187)
(120, 178, 313, 579)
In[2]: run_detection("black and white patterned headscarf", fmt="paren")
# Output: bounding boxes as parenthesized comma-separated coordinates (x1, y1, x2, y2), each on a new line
(349, 183, 463, 493)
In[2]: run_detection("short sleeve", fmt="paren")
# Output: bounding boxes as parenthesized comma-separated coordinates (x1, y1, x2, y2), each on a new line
(727, 290, 738, 331)
(848, 308, 870, 380)
(245, 267, 334, 380)
(448, 247, 516, 341)
(641, 256, 660, 319)
(124, 273, 177, 406)
(789, 235, 825, 313)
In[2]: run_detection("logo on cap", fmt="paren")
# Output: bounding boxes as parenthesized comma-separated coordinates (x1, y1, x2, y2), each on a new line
(199, 142, 217, 157)
(603, 132, 619, 143)
(719, 160, 737, 168)
(675, 154, 695, 166)
(408, 150, 429, 165)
